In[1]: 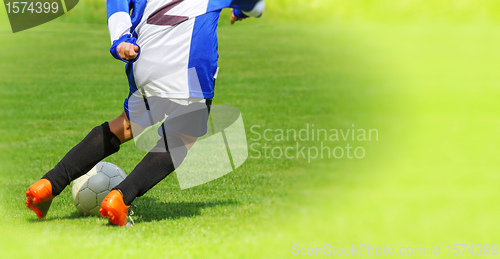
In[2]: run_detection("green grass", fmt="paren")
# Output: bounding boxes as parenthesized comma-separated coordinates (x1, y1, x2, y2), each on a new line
(1, 1, 500, 258)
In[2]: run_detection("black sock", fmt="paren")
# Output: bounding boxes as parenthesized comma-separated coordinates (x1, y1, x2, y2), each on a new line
(43, 122, 121, 196)
(114, 150, 176, 205)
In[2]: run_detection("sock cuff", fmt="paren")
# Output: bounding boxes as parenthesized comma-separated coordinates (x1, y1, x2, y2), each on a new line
(102, 122, 121, 151)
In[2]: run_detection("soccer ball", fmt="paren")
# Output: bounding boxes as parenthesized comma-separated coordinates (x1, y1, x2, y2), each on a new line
(72, 162, 127, 216)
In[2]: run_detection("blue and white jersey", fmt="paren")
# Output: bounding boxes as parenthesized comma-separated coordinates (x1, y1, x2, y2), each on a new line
(107, 0, 265, 99)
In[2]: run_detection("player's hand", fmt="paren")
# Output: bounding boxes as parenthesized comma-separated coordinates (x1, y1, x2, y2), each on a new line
(230, 9, 244, 25)
(117, 42, 139, 61)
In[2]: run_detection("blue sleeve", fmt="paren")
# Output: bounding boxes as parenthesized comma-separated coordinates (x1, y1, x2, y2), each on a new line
(107, 0, 146, 63)
(110, 34, 141, 63)
(107, 0, 130, 20)
(107, 0, 146, 32)
(232, 9, 249, 19)
(229, 0, 260, 12)
(207, 0, 263, 14)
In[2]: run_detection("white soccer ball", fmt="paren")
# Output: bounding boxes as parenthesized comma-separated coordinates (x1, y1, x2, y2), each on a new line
(72, 162, 127, 216)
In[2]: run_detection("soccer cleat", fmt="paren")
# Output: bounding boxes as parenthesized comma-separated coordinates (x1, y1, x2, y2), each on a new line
(25, 179, 55, 219)
(99, 190, 130, 227)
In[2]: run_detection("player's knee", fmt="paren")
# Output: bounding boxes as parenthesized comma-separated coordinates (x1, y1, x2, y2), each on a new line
(166, 136, 188, 167)
(109, 111, 133, 143)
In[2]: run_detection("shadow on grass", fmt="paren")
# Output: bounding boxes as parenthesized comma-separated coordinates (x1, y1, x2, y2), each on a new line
(27, 211, 91, 222)
(132, 197, 239, 222)
(27, 197, 238, 223)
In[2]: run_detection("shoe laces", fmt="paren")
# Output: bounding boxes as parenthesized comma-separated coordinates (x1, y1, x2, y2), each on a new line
(126, 205, 136, 227)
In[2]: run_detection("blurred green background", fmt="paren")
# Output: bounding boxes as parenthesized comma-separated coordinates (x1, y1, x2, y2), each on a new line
(1, 0, 499, 258)
(52, 0, 500, 22)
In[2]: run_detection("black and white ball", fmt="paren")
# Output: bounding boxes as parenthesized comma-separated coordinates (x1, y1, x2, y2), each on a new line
(72, 162, 127, 216)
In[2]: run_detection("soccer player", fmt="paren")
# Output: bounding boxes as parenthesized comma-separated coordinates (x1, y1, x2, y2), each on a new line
(25, 0, 265, 226)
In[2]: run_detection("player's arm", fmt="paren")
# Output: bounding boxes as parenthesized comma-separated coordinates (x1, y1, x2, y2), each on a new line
(107, 0, 145, 62)
(230, 0, 266, 24)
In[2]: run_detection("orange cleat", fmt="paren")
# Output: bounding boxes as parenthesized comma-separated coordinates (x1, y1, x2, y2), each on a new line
(99, 190, 130, 227)
(25, 179, 55, 219)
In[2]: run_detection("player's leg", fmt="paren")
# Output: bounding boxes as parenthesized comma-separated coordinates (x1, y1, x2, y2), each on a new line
(114, 99, 209, 206)
(25, 112, 129, 219)
(99, 134, 190, 226)
(122, 135, 188, 203)
(100, 99, 210, 226)
(43, 113, 128, 194)
(109, 110, 134, 143)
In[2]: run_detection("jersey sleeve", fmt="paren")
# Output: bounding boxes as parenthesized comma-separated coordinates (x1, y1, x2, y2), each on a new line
(233, 0, 266, 18)
(231, 0, 265, 17)
(107, 0, 132, 43)
(107, 0, 147, 63)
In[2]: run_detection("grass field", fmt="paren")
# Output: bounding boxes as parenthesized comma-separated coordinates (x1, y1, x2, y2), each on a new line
(1, 1, 500, 258)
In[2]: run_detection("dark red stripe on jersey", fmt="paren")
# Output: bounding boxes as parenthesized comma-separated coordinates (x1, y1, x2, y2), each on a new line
(147, 0, 189, 26)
